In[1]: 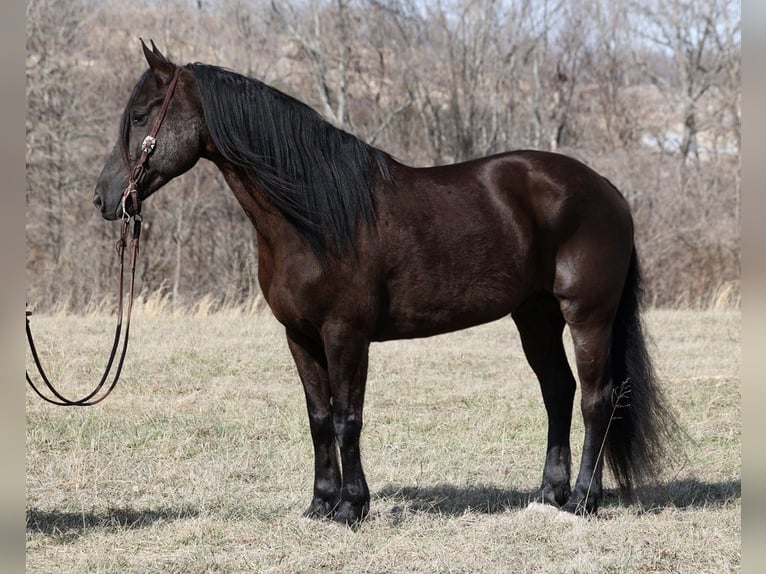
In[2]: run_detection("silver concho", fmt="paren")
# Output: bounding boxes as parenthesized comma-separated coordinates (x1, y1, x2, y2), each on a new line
(141, 135, 156, 155)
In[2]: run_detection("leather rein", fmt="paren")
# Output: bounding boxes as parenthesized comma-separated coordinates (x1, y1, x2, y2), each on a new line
(26, 66, 182, 406)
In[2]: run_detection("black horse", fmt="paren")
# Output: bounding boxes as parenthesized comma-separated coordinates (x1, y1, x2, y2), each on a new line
(94, 42, 677, 524)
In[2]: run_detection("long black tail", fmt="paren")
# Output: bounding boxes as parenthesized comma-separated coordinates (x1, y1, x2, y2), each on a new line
(606, 248, 679, 494)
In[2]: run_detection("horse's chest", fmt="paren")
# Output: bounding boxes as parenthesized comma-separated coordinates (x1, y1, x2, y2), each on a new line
(256, 255, 338, 332)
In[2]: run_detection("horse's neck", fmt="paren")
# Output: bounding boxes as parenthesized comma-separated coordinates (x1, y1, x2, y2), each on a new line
(210, 157, 305, 257)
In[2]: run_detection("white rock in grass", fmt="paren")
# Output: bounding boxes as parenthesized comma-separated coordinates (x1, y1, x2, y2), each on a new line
(524, 502, 559, 514)
(524, 502, 582, 522)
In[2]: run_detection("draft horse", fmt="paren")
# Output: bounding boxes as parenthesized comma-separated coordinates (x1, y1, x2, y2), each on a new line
(94, 42, 676, 524)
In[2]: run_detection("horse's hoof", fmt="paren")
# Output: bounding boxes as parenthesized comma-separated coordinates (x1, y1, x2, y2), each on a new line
(560, 492, 599, 516)
(531, 483, 570, 507)
(303, 497, 338, 520)
(332, 500, 369, 527)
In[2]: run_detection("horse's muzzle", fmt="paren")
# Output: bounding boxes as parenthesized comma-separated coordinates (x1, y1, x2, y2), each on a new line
(93, 191, 122, 221)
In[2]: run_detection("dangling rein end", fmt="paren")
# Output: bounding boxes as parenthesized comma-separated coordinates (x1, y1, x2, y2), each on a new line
(25, 212, 143, 407)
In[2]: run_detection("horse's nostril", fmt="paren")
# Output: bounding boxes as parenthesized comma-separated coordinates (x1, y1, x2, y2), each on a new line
(93, 194, 103, 210)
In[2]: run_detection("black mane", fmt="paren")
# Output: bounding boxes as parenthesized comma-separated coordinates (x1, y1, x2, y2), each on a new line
(189, 63, 392, 255)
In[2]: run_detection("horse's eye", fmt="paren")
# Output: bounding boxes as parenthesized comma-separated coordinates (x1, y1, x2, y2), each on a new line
(131, 111, 148, 126)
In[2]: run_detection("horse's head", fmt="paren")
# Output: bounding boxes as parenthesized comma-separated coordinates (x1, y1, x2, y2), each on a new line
(94, 40, 204, 220)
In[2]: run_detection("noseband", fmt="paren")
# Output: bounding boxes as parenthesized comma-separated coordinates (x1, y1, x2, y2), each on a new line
(26, 66, 182, 406)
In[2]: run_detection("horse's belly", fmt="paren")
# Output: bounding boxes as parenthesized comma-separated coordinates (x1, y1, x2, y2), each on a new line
(371, 273, 527, 341)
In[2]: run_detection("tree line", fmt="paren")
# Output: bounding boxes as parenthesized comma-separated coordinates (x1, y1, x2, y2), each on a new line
(26, 0, 740, 311)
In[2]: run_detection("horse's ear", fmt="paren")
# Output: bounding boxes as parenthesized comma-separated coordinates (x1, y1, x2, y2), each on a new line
(149, 39, 165, 59)
(140, 38, 174, 82)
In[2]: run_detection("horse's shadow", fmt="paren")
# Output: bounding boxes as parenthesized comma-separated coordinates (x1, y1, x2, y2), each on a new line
(27, 478, 739, 536)
(374, 477, 741, 518)
(633, 477, 741, 513)
(375, 483, 532, 516)
(26, 505, 199, 540)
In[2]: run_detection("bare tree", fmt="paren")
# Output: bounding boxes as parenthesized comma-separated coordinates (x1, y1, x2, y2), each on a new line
(584, 0, 641, 150)
(632, 0, 739, 165)
(270, 0, 355, 127)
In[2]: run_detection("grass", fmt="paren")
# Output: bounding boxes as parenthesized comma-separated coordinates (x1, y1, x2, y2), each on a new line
(26, 309, 741, 573)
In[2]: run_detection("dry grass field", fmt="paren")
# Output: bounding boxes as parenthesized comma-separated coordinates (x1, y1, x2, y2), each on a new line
(26, 308, 740, 573)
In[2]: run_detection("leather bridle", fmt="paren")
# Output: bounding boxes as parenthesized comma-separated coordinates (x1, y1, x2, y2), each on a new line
(26, 66, 182, 406)
(123, 66, 182, 219)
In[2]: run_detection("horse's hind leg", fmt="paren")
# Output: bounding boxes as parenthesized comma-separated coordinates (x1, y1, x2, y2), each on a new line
(558, 311, 616, 515)
(512, 292, 576, 507)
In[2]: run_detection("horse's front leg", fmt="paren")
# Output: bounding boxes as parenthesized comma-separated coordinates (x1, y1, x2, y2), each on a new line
(322, 322, 371, 526)
(286, 330, 341, 519)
